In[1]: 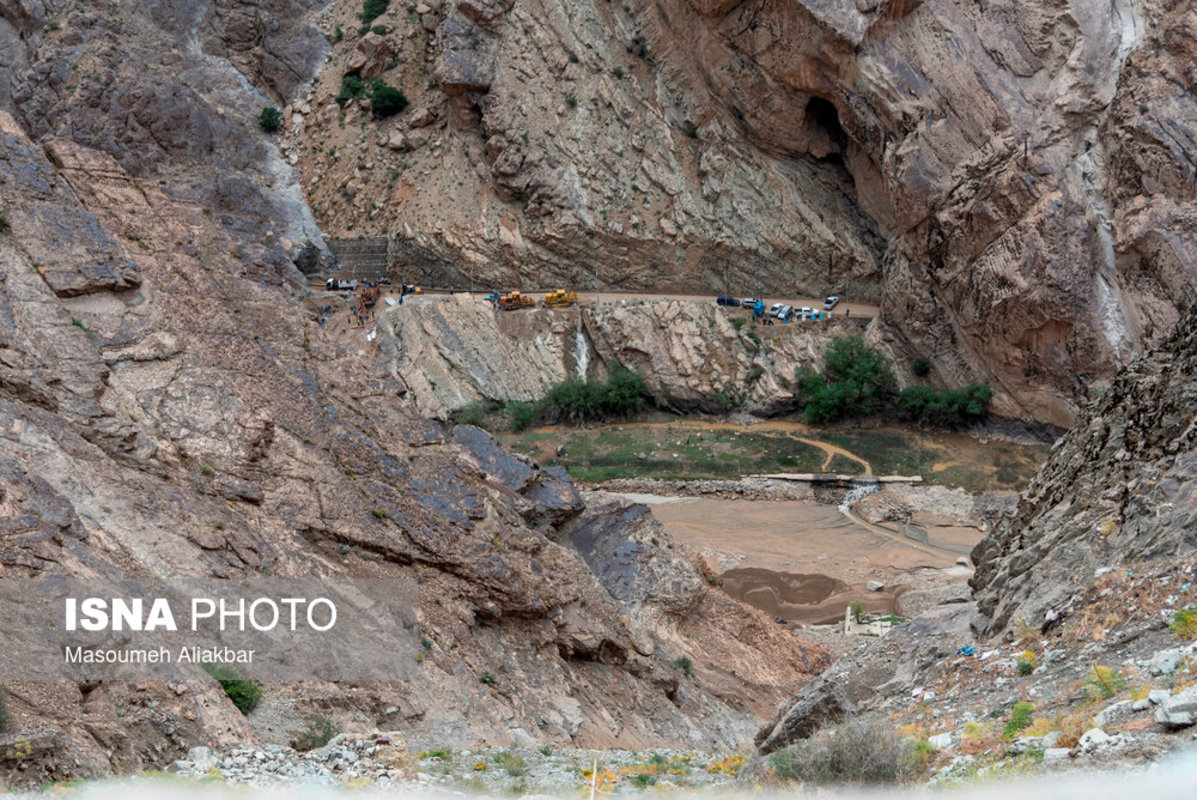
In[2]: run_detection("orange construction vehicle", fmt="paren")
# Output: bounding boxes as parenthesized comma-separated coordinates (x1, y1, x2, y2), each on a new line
(499, 290, 536, 310)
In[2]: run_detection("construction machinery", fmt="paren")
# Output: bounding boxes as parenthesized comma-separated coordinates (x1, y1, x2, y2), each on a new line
(499, 290, 536, 310)
(544, 289, 578, 308)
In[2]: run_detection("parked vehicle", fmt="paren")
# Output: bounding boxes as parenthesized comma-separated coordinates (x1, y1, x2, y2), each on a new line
(325, 278, 359, 291)
(545, 289, 579, 308)
(769, 302, 784, 317)
(752, 299, 766, 317)
(716, 296, 741, 307)
(742, 297, 757, 308)
(777, 304, 793, 321)
(823, 295, 840, 310)
(482, 292, 501, 303)
(499, 290, 536, 310)
(800, 306, 815, 317)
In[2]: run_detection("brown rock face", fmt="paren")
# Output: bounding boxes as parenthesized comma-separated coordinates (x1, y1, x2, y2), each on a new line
(302, 0, 1196, 426)
(0, 3, 829, 787)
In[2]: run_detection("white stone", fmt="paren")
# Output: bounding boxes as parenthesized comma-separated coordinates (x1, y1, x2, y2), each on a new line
(1078, 728, 1110, 750)
(1043, 748, 1071, 763)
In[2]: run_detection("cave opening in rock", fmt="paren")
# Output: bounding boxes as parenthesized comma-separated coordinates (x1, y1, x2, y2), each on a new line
(804, 96, 848, 164)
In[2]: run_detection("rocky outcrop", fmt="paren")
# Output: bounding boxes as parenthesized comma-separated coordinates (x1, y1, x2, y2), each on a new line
(374, 295, 863, 420)
(300, 0, 1196, 427)
(970, 303, 1197, 638)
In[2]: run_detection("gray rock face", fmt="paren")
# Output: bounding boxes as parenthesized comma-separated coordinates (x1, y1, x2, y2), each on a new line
(971, 307, 1197, 638)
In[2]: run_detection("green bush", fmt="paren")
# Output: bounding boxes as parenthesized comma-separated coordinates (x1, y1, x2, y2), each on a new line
(336, 74, 366, 106)
(796, 336, 895, 424)
(258, 106, 282, 133)
(0, 685, 9, 731)
(370, 84, 408, 118)
(505, 401, 537, 431)
(771, 721, 926, 785)
(452, 399, 501, 429)
(912, 357, 930, 377)
(203, 664, 263, 715)
(672, 656, 694, 678)
(0, 209, 8, 231)
(1082, 666, 1128, 702)
(539, 366, 646, 424)
(898, 383, 992, 428)
(360, 0, 389, 25)
(1170, 609, 1197, 640)
(1002, 701, 1036, 738)
(293, 715, 337, 751)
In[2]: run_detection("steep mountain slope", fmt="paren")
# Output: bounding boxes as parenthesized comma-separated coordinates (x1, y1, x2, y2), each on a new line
(299, 0, 1197, 426)
(756, 303, 1197, 760)
(970, 302, 1197, 638)
(0, 2, 829, 788)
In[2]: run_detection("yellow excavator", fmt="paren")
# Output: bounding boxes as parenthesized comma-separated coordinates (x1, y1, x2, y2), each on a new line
(544, 289, 578, 308)
(499, 290, 537, 310)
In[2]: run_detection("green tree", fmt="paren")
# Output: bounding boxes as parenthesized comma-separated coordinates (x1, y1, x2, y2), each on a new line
(258, 106, 282, 133)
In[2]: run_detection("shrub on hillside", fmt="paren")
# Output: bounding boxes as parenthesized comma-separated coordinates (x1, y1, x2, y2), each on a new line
(360, 0, 389, 25)
(258, 106, 282, 133)
(897, 383, 992, 427)
(203, 664, 263, 716)
(771, 721, 926, 785)
(370, 84, 408, 118)
(0, 685, 9, 731)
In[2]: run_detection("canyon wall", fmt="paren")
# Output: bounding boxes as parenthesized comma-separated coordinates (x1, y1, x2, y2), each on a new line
(299, 0, 1197, 425)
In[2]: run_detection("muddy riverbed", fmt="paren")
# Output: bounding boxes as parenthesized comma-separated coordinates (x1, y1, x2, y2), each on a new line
(620, 494, 979, 625)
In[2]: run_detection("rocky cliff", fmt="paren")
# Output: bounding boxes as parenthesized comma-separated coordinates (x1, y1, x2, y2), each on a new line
(0, 2, 830, 788)
(970, 302, 1197, 638)
(372, 294, 864, 420)
(297, 0, 1197, 426)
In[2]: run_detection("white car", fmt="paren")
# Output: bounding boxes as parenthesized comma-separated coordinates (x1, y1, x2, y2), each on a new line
(823, 295, 840, 310)
(777, 304, 793, 321)
(769, 302, 784, 317)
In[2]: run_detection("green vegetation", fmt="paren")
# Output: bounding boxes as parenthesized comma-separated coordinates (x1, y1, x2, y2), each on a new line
(540, 365, 647, 424)
(771, 721, 929, 785)
(1016, 651, 1036, 676)
(494, 750, 527, 776)
(336, 74, 367, 106)
(796, 335, 896, 424)
(258, 106, 282, 133)
(0, 685, 8, 731)
(0, 209, 8, 231)
(360, 0, 389, 25)
(672, 656, 694, 678)
(203, 664, 263, 716)
(479, 671, 496, 686)
(503, 424, 823, 483)
(912, 357, 931, 377)
(848, 599, 864, 622)
(1002, 701, 1036, 738)
(370, 83, 408, 118)
(1170, 608, 1197, 640)
(898, 384, 992, 428)
(293, 715, 337, 751)
(1082, 666, 1128, 702)
(505, 401, 537, 431)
